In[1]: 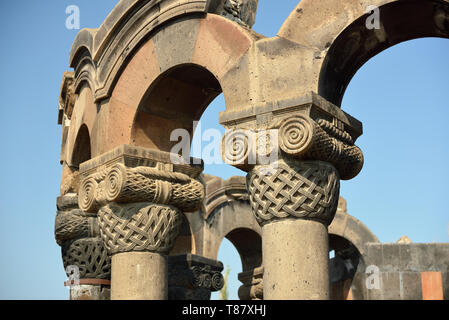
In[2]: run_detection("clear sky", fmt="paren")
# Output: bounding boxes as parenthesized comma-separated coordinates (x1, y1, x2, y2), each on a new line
(0, 1, 447, 300)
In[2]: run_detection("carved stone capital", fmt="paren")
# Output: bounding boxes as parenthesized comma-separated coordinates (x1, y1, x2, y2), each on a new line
(98, 202, 182, 255)
(168, 254, 224, 300)
(56, 194, 110, 281)
(78, 145, 205, 213)
(238, 267, 263, 300)
(62, 237, 111, 280)
(220, 92, 364, 181)
(55, 209, 99, 246)
(247, 159, 340, 226)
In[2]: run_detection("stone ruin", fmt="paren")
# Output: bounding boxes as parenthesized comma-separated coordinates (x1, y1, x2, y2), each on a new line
(55, 0, 449, 300)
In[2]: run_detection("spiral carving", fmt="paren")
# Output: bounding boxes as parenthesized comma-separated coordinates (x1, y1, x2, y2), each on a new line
(105, 163, 127, 202)
(222, 129, 251, 165)
(279, 115, 315, 157)
(211, 272, 225, 291)
(191, 266, 203, 288)
(202, 273, 212, 289)
(78, 163, 204, 213)
(79, 177, 98, 213)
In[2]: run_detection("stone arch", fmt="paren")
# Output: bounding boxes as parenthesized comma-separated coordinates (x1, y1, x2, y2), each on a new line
(328, 208, 380, 300)
(328, 209, 380, 259)
(90, 13, 255, 156)
(200, 175, 262, 272)
(131, 63, 222, 152)
(221, 228, 262, 272)
(65, 83, 97, 167)
(278, 0, 449, 106)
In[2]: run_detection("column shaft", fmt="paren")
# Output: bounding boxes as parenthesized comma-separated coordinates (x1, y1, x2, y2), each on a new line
(111, 252, 168, 300)
(263, 219, 330, 300)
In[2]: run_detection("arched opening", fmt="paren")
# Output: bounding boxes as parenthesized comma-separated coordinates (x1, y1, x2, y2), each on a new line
(317, 1, 449, 106)
(71, 124, 91, 168)
(131, 64, 222, 152)
(211, 228, 262, 300)
(340, 37, 449, 244)
(226, 228, 262, 272)
(329, 234, 363, 300)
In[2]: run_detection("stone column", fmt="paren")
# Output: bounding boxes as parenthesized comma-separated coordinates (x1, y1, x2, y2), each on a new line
(55, 193, 111, 300)
(77, 145, 204, 300)
(248, 160, 340, 299)
(220, 95, 364, 300)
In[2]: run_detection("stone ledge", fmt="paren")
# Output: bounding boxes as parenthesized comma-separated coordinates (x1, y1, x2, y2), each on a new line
(79, 144, 204, 178)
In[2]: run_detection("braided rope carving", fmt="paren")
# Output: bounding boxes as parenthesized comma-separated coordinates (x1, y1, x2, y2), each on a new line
(247, 160, 340, 225)
(55, 209, 99, 246)
(98, 203, 182, 254)
(316, 119, 354, 145)
(62, 237, 111, 279)
(79, 164, 204, 213)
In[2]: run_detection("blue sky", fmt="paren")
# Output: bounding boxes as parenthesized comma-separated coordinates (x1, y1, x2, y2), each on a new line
(0, 1, 448, 300)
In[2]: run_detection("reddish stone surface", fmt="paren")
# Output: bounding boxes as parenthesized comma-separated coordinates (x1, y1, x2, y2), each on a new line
(421, 272, 444, 300)
(193, 14, 253, 79)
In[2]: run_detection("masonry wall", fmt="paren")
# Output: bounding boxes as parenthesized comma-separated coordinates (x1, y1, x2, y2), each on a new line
(348, 243, 449, 300)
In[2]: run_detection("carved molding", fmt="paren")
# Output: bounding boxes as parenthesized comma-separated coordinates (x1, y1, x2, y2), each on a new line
(247, 160, 340, 226)
(276, 115, 363, 180)
(98, 202, 182, 255)
(221, 103, 364, 180)
(79, 164, 204, 213)
(78, 145, 205, 213)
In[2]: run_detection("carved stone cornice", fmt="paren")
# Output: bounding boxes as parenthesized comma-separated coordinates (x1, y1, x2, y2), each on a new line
(168, 254, 224, 296)
(78, 145, 205, 213)
(220, 92, 363, 180)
